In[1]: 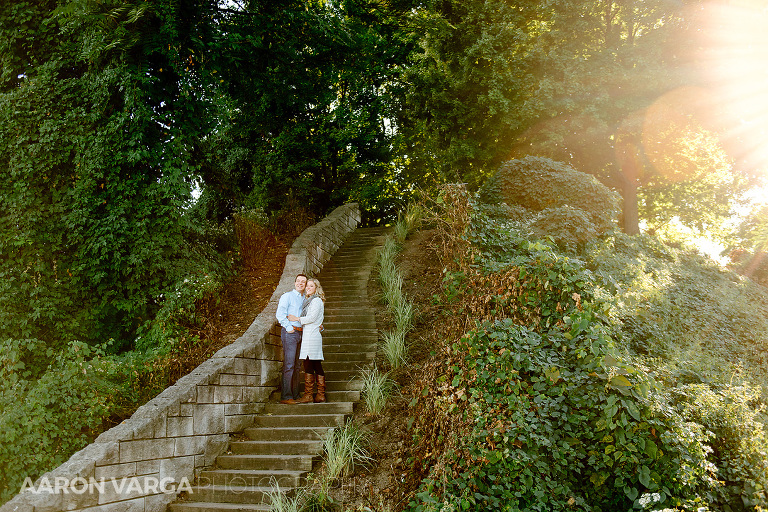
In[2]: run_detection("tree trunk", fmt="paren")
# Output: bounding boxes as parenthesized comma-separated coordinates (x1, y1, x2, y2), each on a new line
(622, 174, 640, 235)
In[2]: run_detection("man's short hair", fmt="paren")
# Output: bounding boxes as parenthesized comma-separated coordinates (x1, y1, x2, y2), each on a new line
(295, 273, 308, 282)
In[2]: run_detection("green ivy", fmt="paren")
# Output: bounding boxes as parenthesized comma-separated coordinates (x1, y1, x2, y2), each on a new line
(408, 312, 714, 511)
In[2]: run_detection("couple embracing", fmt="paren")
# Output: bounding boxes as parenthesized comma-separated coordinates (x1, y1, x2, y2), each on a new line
(275, 273, 326, 405)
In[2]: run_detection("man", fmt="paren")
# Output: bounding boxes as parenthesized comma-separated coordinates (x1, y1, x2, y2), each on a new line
(275, 273, 307, 404)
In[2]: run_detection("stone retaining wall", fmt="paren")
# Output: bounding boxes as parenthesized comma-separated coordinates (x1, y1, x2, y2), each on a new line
(1, 203, 361, 512)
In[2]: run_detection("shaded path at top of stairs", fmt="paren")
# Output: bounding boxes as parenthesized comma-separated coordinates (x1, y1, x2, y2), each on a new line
(169, 227, 387, 512)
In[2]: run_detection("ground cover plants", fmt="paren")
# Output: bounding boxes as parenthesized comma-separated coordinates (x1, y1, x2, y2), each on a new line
(0, 205, 307, 504)
(400, 172, 768, 511)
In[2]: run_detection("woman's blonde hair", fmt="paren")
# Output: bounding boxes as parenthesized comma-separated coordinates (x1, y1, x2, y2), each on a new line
(308, 278, 325, 302)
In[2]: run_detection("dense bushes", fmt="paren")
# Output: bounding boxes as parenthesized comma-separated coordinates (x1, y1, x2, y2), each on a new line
(0, 341, 115, 501)
(411, 315, 717, 511)
(0, 212, 249, 503)
(477, 156, 621, 250)
(478, 156, 620, 225)
(404, 188, 768, 511)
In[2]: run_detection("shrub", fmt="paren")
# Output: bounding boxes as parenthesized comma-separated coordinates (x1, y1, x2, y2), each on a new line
(0, 341, 116, 503)
(407, 314, 715, 511)
(528, 205, 600, 251)
(477, 156, 621, 235)
(233, 207, 278, 269)
(669, 383, 768, 508)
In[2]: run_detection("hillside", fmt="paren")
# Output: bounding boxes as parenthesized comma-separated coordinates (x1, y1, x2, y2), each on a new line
(307, 189, 768, 512)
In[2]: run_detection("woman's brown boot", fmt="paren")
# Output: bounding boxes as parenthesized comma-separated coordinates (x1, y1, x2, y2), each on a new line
(314, 375, 326, 403)
(297, 373, 315, 403)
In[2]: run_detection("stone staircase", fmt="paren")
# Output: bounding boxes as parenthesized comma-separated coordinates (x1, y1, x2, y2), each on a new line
(169, 227, 386, 512)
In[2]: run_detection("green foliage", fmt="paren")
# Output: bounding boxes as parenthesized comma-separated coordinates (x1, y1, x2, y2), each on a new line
(528, 206, 601, 252)
(0, 341, 115, 502)
(360, 366, 398, 416)
(629, 94, 756, 237)
(475, 156, 622, 250)
(409, 314, 715, 511)
(394, 203, 426, 244)
(584, 232, 768, 385)
(670, 383, 768, 508)
(321, 420, 373, 482)
(478, 156, 621, 233)
(407, 202, 768, 511)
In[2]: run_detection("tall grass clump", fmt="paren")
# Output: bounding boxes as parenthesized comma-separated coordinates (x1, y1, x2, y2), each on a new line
(264, 476, 307, 512)
(378, 236, 399, 271)
(322, 419, 373, 481)
(394, 202, 426, 244)
(380, 269, 404, 308)
(393, 296, 414, 334)
(381, 329, 407, 369)
(360, 366, 397, 415)
(376, 204, 422, 372)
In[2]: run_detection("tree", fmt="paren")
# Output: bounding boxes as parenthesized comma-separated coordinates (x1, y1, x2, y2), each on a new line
(188, 0, 420, 219)
(0, 0, 212, 350)
(399, 0, 757, 237)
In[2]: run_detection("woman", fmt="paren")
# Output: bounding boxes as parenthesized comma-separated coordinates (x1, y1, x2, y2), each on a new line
(287, 278, 326, 403)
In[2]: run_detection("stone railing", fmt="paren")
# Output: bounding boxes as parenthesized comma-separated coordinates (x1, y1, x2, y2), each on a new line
(1, 203, 361, 512)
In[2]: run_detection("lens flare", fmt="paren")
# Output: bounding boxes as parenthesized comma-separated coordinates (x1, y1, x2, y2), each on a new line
(694, 1, 768, 172)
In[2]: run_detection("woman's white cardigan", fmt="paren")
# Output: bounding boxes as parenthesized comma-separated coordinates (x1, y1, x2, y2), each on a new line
(299, 297, 324, 360)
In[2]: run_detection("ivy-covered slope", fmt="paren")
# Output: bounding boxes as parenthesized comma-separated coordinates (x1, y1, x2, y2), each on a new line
(402, 183, 768, 512)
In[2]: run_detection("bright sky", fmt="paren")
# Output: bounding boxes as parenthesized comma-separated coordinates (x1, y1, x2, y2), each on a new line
(649, 2, 768, 264)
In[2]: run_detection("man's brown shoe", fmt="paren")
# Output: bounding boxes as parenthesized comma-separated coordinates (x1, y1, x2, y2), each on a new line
(280, 398, 297, 404)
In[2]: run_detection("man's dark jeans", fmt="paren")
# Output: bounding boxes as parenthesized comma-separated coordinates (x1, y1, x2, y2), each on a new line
(280, 328, 302, 400)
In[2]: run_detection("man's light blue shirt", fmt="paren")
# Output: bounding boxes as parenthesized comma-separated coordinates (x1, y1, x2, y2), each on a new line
(276, 289, 303, 331)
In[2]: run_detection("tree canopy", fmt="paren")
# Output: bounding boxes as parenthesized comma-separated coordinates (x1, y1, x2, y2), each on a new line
(3, 0, 768, 354)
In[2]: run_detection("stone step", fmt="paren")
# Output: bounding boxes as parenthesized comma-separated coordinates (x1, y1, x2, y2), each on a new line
(320, 328, 378, 337)
(319, 269, 371, 276)
(323, 335, 378, 344)
(322, 346, 378, 356)
(321, 379, 362, 391)
(329, 256, 375, 262)
(196, 469, 306, 488)
(323, 369, 363, 381)
(331, 249, 375, 256)
(321, 305, 377, 312)
(263, 402, 353, 415)
(321, 351, 375, 361)
(320, 279, 368, 297)
(318, 270, 371, 278)
(321, 335, 378, 344)
(252, 413, 347, 429)
(244, 426, 332, 442)
(321, 341, 378, 350)
(322, 294, 370, 302)
(321, 311, 376, 322)
(230, 440, 323, 456)
(170, 501, 271, 512)
(322, 361, 370, 373)
(216, 454, 316, 472)
(319, 275, 372, 283)
(189, 484, 275, 504)
(323, 297, 373, 304)
(321, 331, 379, 339)
(271, 388, 361, 403)
(323, 389, 360, 402)
(322, 319, 377, 329)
